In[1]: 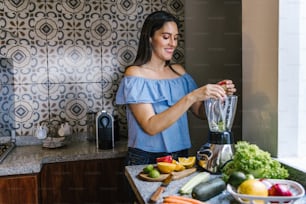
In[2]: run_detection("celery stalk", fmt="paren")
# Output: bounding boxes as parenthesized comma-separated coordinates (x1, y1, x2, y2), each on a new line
(179, 172, 210, 194)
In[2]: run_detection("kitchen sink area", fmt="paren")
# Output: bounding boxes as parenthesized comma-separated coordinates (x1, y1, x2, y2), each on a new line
(0, 142, 15, 163)
(0, 131, 16, 164)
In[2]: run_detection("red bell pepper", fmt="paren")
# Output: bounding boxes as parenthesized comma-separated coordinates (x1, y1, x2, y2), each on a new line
(156, 155, 173, 163)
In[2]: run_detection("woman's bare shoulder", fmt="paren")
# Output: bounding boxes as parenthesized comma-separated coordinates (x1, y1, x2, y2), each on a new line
(170, 64, 187, 75)
(125, 65, 142, 77)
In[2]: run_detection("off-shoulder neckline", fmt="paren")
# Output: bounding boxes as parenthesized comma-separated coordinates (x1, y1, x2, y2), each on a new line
(124, 73, 188, 81)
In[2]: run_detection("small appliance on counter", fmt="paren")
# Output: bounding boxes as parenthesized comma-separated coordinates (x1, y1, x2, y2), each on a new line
(197, 95, 238, 174)
(40, 121, 73, 149)
(86, 111, 97, 142)
(96, 110, 114, 149)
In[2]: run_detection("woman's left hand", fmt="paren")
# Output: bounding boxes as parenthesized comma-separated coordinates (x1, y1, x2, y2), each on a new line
(217, 80, 236, 95)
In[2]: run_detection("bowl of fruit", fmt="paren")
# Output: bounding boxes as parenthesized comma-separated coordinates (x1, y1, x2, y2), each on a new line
(227, 178, 305, 204)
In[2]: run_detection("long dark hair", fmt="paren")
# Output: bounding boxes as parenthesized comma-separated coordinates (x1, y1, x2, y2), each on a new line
(133, 11, 180, 69)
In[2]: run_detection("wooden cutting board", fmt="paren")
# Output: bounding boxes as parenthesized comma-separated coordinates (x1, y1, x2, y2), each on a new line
(138, 167, 197, 182)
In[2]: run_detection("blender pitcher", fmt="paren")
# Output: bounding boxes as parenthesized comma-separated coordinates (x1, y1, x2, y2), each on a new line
(197, 95, 238, 173)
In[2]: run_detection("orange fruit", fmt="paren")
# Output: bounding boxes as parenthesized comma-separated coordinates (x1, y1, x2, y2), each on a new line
(157, 162, 176, 173)
(178, 156, 196, 168)
(172, 160, 185, 171)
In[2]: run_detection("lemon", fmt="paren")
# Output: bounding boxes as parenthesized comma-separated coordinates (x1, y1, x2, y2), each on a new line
(172, 160, 185, 171)
(178, 156, 196, 168)
(157, 162, 176, 173)
(237, 179, 268, 204)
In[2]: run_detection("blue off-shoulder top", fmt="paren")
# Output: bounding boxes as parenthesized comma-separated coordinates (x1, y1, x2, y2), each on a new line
(115, 73, 198, 153)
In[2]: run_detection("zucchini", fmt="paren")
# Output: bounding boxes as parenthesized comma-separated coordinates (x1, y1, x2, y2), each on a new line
(179, 172, 210, 194)
(191, 177, 226, 201)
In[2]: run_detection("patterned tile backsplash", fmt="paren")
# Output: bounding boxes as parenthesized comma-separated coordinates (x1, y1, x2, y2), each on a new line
(0, 0, 185, 137)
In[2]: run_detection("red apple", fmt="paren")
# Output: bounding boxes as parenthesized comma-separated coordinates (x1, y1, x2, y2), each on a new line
(268, 183, 293, 196)
(156, 155, 173, 163)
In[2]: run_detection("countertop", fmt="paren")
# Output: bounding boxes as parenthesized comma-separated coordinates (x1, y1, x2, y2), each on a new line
(125, 165, 236, 204)
(1, 136, 306, 204)
(0, 134, 128, 176)
(125, 165, 306, 204)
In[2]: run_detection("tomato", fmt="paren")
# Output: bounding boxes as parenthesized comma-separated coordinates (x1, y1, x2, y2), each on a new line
(156, 155, 173, 163)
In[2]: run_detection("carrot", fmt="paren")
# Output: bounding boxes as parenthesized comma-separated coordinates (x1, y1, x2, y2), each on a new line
(163, 197, 191, 204)
(162, 202, 176, 204)
(163, 195, 205, 204)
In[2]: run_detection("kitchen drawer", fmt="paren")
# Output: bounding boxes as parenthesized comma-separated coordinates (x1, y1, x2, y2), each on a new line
(40, 158, 129, 204)
(0, 174, 39, 204)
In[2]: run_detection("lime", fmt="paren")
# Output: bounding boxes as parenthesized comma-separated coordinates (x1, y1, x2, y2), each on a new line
(227, 171, 247, 188)
(143, 164, 154, 174)
(148, 169, 160, 178)
(245, 174, 255, 180)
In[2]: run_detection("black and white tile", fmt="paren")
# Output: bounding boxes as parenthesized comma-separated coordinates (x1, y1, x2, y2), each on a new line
(0, 0, 185, 137)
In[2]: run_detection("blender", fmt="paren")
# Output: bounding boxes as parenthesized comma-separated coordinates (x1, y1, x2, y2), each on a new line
(197, 95, 238, 174)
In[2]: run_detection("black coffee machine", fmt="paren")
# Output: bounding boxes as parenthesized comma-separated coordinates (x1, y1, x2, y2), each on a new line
(197, 95, 238, 173)
(96, 110, 114, 149)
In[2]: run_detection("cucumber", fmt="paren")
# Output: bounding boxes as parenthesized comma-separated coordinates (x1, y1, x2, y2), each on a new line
(179, 172, 210, 194)
(191, 177, 226, 201)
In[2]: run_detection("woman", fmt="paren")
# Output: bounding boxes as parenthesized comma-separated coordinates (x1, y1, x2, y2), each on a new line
(116, 11, 236, 166)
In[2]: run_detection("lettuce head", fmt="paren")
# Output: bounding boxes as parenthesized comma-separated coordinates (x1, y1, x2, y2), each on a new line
(222, 141, 289, 180)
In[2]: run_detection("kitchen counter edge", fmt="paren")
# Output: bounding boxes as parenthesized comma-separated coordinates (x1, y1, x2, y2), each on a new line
(0, 136, 128, 176)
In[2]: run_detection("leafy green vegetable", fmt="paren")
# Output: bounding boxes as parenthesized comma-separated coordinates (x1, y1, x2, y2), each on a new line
(222, 141, 289, 181)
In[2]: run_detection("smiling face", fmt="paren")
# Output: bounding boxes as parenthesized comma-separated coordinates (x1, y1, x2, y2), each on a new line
(150, 21, 179, 62)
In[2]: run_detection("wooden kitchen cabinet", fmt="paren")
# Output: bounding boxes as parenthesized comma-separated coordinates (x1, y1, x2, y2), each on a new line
(0, 174, 39, 204)
(40, 157, 129, 204)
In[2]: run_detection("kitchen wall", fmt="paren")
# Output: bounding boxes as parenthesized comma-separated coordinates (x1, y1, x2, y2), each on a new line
(0, 0, 185, 137)
(185, 0, 242, 155)
(242, 0, 278, 155)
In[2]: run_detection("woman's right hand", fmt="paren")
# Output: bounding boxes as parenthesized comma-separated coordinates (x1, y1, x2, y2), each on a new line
(188, 83, 228, 119)
(191, 83, 227, 102)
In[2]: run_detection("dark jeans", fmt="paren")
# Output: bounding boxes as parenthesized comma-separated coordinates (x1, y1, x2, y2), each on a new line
(124, 147, 189, 203)
(125, 147, 189, 166)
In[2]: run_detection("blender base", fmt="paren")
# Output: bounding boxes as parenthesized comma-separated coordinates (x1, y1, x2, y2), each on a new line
(208, 131, 234, 144)
(197, 131, 234, 174)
